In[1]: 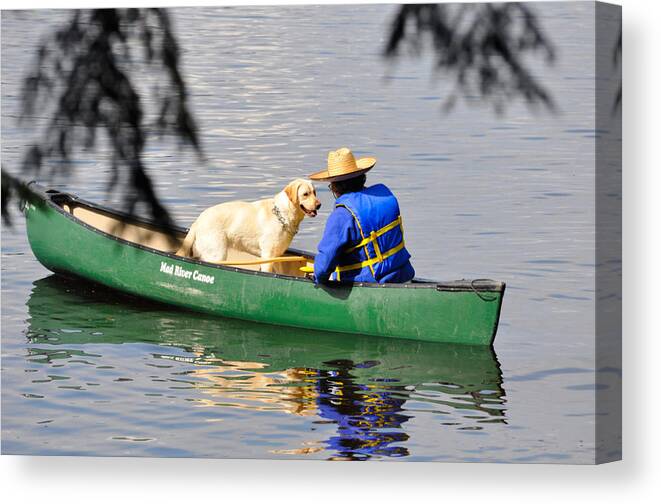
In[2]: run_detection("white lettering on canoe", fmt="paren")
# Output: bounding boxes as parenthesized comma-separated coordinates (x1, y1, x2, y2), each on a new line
(159, 261, 214, 285)
(193, 270, 215, 284)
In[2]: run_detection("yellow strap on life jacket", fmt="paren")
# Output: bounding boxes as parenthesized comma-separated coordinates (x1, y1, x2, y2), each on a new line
(335, 204, 376, 278)
(335, 240, 406, 274)
(332, 209, 405, 281)
(344, 216, 402, 253)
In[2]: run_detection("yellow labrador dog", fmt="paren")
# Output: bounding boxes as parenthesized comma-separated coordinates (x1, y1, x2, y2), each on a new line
(176, 179, 320, 272)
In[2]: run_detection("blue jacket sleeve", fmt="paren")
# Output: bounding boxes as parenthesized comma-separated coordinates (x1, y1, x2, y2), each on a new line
(314, 207, 356, 284)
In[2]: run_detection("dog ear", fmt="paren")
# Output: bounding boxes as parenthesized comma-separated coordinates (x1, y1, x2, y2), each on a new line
(284, 180, 300, 204)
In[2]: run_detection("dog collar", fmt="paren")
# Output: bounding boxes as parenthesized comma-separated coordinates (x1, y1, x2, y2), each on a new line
(272, 205, 296, 235)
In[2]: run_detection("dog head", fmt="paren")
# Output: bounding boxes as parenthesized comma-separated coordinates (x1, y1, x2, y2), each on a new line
(284, 178, 321, 217)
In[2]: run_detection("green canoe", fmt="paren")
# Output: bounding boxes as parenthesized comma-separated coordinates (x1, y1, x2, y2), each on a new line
(23, 182, 505, 345)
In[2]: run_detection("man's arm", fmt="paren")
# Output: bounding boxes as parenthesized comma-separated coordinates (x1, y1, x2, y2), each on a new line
(313, 207, 355, 284)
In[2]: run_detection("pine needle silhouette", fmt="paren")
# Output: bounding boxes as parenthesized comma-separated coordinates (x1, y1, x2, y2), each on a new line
(3, 8, 202, 228)
(385, 3, 556, 114)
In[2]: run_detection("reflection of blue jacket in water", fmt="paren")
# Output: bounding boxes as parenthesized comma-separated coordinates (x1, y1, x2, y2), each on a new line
(314, 184, 415, 284)
(315, 364, 410, 459)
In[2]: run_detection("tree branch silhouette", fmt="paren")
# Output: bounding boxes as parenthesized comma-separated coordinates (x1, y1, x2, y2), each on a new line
(3, 8, 201, 228)
(1, 169, 31, 226)
(384, 3, 556, 114)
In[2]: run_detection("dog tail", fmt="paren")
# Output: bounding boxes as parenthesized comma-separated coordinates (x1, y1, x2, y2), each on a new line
(175, 221, 197, 257)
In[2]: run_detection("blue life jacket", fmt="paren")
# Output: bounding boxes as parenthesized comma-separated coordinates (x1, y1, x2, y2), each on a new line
(332, 184, 411, 283)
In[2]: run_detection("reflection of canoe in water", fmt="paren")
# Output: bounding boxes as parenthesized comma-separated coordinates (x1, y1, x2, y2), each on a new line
(27, 276, 504, 392)
(27, 275, 506, 460)
(24, 183, 505, 345)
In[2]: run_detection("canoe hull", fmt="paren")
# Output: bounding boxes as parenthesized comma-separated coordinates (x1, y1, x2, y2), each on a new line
(23, 185, 505, 345)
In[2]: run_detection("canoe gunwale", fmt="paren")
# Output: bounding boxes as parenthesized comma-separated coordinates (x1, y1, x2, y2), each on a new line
(25, 182, 506, 294)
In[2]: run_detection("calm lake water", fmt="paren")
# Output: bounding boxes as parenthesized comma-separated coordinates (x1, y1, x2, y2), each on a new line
(1, 3, 620, 462)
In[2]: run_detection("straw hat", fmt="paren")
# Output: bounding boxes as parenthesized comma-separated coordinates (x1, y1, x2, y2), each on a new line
(309, 147, 376, 182)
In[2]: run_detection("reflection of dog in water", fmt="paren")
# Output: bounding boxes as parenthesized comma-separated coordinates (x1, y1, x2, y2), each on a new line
(185, 361, 319, 417)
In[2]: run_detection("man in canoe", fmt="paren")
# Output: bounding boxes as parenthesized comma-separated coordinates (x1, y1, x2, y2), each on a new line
(309, 147, 415, 284)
